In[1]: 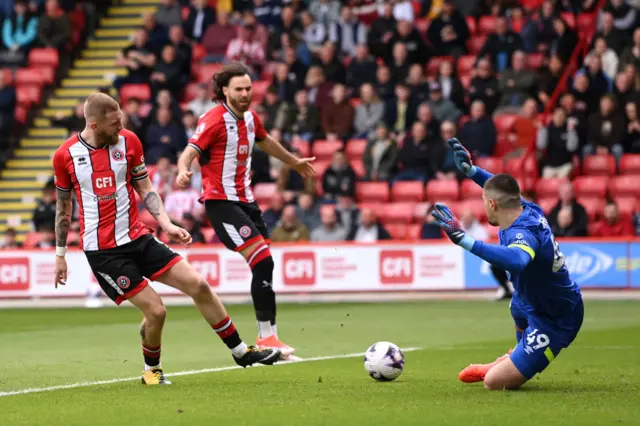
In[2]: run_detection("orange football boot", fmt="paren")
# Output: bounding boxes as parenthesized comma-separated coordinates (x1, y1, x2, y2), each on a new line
(256, 335, 296, 358)
(458, 352, 512, 383)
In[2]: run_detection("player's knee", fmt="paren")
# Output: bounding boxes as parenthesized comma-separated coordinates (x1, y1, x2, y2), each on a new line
(484, 369, 523, 391)
(189, 276, 212, 300)
(146, 304, 167, 325)
(248, 243, 274, 276)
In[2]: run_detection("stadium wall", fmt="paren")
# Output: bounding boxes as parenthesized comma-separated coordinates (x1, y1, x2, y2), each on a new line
(0, 239, 639, 300)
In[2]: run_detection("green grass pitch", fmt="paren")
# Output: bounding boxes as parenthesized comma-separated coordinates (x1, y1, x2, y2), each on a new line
(1, 300, 639, 426)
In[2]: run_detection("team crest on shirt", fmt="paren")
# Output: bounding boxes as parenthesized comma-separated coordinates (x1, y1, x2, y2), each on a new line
(117, 276, 131, 289)
(112, 149, 125, 162)
(239, 226, 252, 238)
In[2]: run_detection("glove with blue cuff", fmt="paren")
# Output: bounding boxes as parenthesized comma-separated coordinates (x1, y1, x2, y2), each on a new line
(430, 203, 475, 251)
(447, 138, 477, 177)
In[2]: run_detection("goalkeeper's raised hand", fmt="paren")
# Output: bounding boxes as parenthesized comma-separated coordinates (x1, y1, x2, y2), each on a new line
(430, 203, 475, 251)
(447, 138, 477, 177)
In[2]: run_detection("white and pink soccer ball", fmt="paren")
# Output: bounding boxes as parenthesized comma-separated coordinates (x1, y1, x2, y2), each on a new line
(364, 341, 405, 381)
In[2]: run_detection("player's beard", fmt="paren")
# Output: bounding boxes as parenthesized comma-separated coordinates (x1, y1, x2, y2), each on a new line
(98, 130, 119, 146)
(229, 95, 251, 113)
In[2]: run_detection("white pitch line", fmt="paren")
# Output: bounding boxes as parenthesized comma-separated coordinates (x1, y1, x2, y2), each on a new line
(0, 347, 422, 398)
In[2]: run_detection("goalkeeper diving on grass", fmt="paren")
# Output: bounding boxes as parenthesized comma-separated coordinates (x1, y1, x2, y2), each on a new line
(432, 138, 584, 390)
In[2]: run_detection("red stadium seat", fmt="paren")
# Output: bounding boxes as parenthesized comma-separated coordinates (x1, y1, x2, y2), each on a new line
(465, 16, 477, 34)
(526, 53, 544, 69)
(28, 48, 59, 68)
(573, 176, 608, 198)
(290, 139, 311, 157)
(619, 154, 640, 175)
(253, 183, 277, 204)
(120, 84, 151, 104)
(478, 16, 497, 35)
(587, 221, 601, 236)
(356, 182, 390, 202)
(425, 179, 460, 202)
(608, 175, 640, 198)
(314, 160, 331, 179)
(346, 139, 367, 160)
(184, 83, 200, 102)
(493, 114, 518, 133)
(14, 68, 44, 86)
(535, 178, 569, 198)
(459, 199, 487, 223)
(195, 63, 223, 83)
(36, 65, 55, 85)
(252, 80, 269, 103)
(385, 223, 407, 240)
(504, 155, 537, 179)
(380, 202, 416, 224)
(350, 159, 365, 177)
(460, 179, 483, 200)
(413, 202, 431, 221)
(521, 0, 544, 11)
(391, 181, 424, 202)
(615, 196, 637, 220)
(536, 197, 558, 214)
(406, 224, 422, 240)
(192, 43, 206, 62)
(16, 85, 41, 106)
(14, 105, 27, 123)
(426, 56, 454, 77)
(577, 197, 605, 221)
(460, 74, 471, 89)
(582, 155, 616, 176)
(467, 35, 486, 54)
(414, 18, 429, 34)
(23, 232, 41, 248)
(577, 13, 596, 33)
(201, 227, 215, 243)
(312, 140, 343, 161)
(457, 55, 475, 75)
(475, 157, 504, 174)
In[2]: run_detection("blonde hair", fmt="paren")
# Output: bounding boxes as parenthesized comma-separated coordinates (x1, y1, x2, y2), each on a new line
(84, 93, 119, 121)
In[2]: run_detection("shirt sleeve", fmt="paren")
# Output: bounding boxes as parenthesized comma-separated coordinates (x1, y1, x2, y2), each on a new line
(252, 111, 267, 142)
(188, 116, 217, 154)
(503, 227, 540, 261)
(52, 149, 71, 192)
(128, 132, 148, 181)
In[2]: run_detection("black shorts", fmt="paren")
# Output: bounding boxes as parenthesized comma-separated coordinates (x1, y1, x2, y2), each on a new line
(85, 234, 182, 305)
(205, 200, 269, 252)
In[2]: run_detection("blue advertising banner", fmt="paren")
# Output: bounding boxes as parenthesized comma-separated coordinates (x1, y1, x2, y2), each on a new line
(464, 241, 632, 289)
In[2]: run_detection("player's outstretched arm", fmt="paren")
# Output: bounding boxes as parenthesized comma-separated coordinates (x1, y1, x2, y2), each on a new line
(257, 134, 316, 178)
(447, 138, 494, 187)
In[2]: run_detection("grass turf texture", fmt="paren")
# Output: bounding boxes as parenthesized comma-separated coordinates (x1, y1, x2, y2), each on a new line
(1, 301, 639, 426)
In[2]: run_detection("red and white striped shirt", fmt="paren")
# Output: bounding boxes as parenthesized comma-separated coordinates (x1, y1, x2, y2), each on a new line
(188, 103, 267, 203)
(52, 129, 150, 251)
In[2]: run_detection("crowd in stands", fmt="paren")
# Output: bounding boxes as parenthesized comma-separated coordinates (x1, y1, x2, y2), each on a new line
(3, 0, 640, 249)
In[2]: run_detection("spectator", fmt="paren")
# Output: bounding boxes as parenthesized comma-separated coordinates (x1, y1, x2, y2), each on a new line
(497, 51, 537, 112)
(416, 103, 441, 141)
(155, 0, 181, 29)
(335, 194, 360, 231)
(167, 25, 192, 78)
(537, 55, 563, 108)
(150, 89, 184, 125)
(122, 97, 147, 136)
(151, 156, 175, 198)
(624, 101, 640, 153)
(164, 181, 204, 224)
(437, 59, 465, 111)
(388, 42, 411, 84)
(618, 27, 640, 77)
(537, 106, 579, 178)
(37, 0, 69, 53)
(260, 87, 284, 130)
(585, 94, 625, 158)
(183, 110, 197, 139)
(253, 0, 281, 29)
(469, 58, 500, 115)
(549, 17, 578, 63)
(1, 0, 38, 65)
(559, 92, 587, 143)
(458, 100, 497, 157)
(389, 19, 430, 65)
(271, 205, 310, 242)
(548, 181, 588, 237)
(346, 44, 377, 90)
(183, 0, 216, 43)
(593, 201, 635, 237)
(368, 2, 396, 60)
(531, 0, 557, 49)
(225, 22, 265, 78)
(275, 88, 320, 142)
(308, 0, 341, 27)
(144, 107, 187, 164)
(0, 227, 22, 249)
(251, 137, 272, 184)
(460, 209, 488, 240)
(614, 72, 638, 107)
(427, 81, 461, 124)
(396, 121, 441, 182)
(420, 205, 443, 239)
(300, 11, 326, 54)
(347, 208, 391, 242)
(329, 5, 367, 57)
(385, 82, 416, 136)
(270, 62, 298, 104)
(277, 149, 315, 195)
(141, 12, 168, 54)
(313, 42, 346, 84)
(203, 9, 236, 63)
(427, 0, 469, 57)
(36, 222, 55, 249)
(407, 64, 429, 104)
(595, 11, 626, 55)
(268, 7, 302, 62)
(283, 46, 308, 87)
(52, 101, 84, 134)
(476, 15, 522, 73)
(604, 0, 637, 34)
(295, 193, 321, 231)
(32, 182, 56, 232)
(321, 83, 355, 139)
(585, 55, 613, 100)
(374, 65, 395, 102)
(262, 192, 284, 233)
(151, 44, 188, 96)
(114, 29, 156, 88)
(188, 83, 216, 118)
(305, 66, 334, 110)
(437, 120, 460, 179)
(322, 150, 357, 201)
(311, 206, 347, 242)
(585, 37, 619, 80)
(354, 83, 385, 138)
(181, 213, 206, 244)
(0, 70, 15, 136)
(363, 123, 398, 181)
(570, 72, 598, 116)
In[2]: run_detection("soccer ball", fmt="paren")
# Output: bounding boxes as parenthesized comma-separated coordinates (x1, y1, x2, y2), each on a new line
(364, 341, 405, 381)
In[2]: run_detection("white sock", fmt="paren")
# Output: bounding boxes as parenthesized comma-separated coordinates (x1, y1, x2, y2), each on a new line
(144, 363, 161, 371)
(231, 342, 248, 358)
(272, 324, 277, 337)
(258, 321, 274, 339)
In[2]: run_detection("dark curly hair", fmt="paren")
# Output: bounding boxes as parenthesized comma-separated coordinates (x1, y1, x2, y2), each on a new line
(212, 62, 251, 101)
